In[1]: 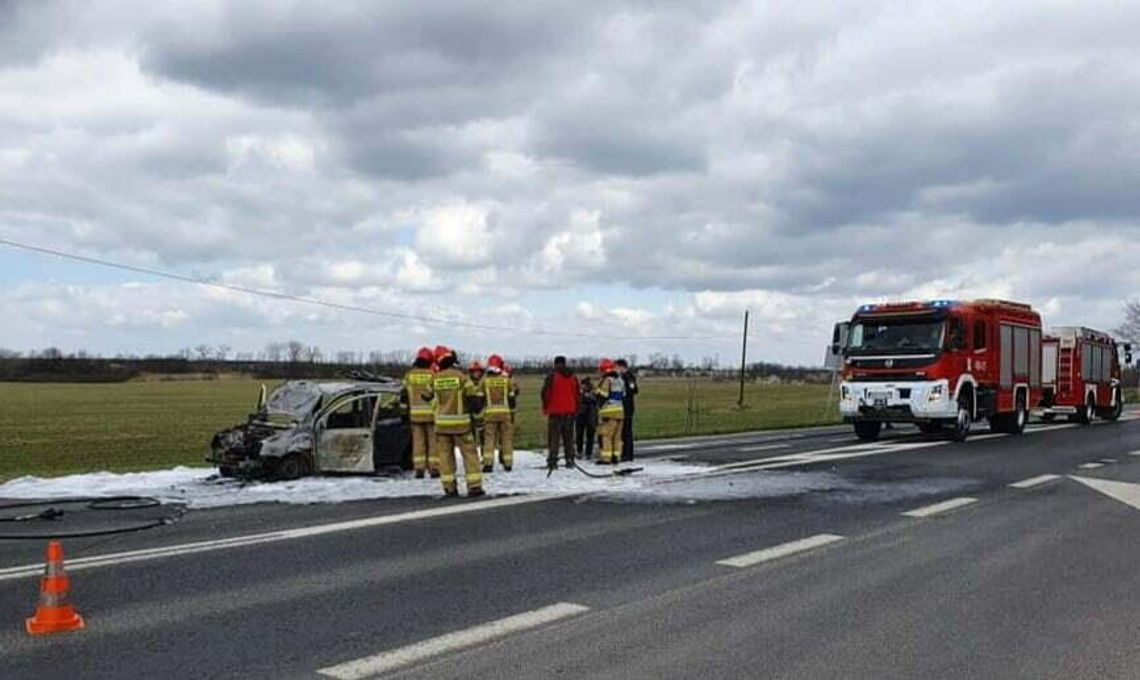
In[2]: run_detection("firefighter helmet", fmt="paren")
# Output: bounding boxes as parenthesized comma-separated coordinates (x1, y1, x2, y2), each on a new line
(434, 345, 453, 362)
(487, 354, 505, 370)
(416, 347, 434, 363)
(599, 358, 616, 374)
(468, 360, 484, 373)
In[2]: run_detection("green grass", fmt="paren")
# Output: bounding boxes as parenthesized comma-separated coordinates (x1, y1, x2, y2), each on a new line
(0, 377, 840, 480)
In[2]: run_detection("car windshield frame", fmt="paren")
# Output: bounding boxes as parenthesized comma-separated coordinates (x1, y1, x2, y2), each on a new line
(847, 316, 947, 355)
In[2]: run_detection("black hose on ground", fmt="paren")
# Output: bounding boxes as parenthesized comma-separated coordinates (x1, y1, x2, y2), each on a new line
(0, 496, 185, 540)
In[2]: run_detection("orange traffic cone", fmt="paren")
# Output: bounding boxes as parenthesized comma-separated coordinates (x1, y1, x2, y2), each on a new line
(26, 540, 85, 635)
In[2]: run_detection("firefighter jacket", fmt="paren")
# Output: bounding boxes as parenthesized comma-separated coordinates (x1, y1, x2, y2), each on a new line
(482, 369, 518, 423)
(468, 375, 487, 425)
(425, 367, 478, 434)
(401, 368, 436, 424)
(596, 373, 626, 419)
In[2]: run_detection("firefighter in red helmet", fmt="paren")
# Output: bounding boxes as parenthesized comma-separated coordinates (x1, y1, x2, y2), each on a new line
(468, 360, 487, 464)
(400, 347, 438, 478)
(422, 347, 484, 497)
(480, 354, 519, 472)
(595, 358, 626, 464)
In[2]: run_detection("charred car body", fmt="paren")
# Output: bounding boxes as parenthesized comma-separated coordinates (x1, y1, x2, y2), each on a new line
(208, 379, 412, 480)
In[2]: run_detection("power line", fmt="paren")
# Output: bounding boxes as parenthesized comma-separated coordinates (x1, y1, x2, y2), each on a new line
(0, 237, 735, 342)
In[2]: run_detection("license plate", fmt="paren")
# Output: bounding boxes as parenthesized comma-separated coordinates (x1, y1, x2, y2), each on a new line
(868, 391, 890, 408)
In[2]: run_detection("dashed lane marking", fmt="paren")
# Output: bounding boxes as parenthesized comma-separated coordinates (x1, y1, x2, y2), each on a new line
(1009, 474, 1062, 489)
(901, 497, 978, 518)
(317, 602, 591, 679)
(1078, 462, 1105, 470)
(1130, 450, 1140, 457)
(716, 534, 846, 568)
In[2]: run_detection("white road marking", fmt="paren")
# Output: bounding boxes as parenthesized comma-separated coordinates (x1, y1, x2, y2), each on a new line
(0, 493, 578, 583)
(716, 533, 846, 568)
(640, 443, 698, 451)
(967, 433, 1008, 442)
(1070, 476, 1140, 512)
(902, 496, 978, 518)
(1078, 463, 1105, 470)
(1009, 474, 1062, 489)
(1026, 424, 1079, 434)
(317, 602, 590, 679)
(1130, 450, 1140, 457)
(1101, 458, 1119, 464)
(737, 443, 791, 453)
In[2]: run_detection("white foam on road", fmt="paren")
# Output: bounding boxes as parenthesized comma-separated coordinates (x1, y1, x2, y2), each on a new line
(716, 534, 846, 568)
(317, 603, 590, 679)
(0, 451, 707, 510)
(901, 496, 977, 518)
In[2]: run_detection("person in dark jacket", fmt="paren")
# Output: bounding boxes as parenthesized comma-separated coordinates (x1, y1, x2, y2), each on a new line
(541, 356, 580, 470)
(616, 358, 639, 462)
(576, 377, 599, 460)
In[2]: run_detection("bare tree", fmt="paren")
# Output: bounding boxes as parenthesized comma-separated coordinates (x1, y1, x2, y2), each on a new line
(287, 340, 306, 363)
(216, 344, 232, 361)
(264, 342, 284, 362)
(194, 344, 212, 361)
(1114, 300, 1140, 343)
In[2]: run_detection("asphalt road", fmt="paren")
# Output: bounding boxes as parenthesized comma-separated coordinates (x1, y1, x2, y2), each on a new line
(2, 415, 1139, 679)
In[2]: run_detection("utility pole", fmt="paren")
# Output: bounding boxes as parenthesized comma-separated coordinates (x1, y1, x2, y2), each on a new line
(738, 310, 749, 408)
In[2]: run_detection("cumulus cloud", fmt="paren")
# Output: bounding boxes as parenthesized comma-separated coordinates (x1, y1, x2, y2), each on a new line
(2, 1, 1139, 364)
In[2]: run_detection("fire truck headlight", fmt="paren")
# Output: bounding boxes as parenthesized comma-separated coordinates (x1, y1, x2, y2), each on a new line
(926, 385, 944, 403)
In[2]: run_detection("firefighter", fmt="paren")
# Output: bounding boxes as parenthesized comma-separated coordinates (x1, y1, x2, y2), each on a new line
(400, 347, 438, 478)
(481, 354, 519, 472)
(595, 358, 626, 465)
(468, 360, 487, 465)
(423, 347, 484, 497)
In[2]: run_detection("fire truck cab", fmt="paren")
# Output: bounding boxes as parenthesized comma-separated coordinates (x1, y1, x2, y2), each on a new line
(839, 299, 1042, 442)
(1039, 327, 1125, 424)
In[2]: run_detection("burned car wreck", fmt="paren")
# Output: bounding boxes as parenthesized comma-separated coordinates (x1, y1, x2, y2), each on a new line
(208, 379, 412, 480)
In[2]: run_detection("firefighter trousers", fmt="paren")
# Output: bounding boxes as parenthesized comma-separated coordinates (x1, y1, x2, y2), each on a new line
(483, 419, 514, 470)
(410, 422, 436, 473)
(598, 417, 624, 463)
(436, 431, 482, 494)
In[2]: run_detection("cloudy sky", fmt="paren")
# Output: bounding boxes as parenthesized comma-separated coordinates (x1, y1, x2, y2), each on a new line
(2, 0, 1139, 366)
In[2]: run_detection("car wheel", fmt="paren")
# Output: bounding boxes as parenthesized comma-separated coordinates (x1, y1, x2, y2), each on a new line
(274, 453, 310, 480)
(853, 420, 882, 442)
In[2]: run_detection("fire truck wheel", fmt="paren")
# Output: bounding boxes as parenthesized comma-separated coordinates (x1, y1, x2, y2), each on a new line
(853, 420, 882, 441)
(951, 396, 973, 442)
(1075, 397, 1094, 425)
(1101, 389, 1124, 421)
(1008, 394, 1028, 434)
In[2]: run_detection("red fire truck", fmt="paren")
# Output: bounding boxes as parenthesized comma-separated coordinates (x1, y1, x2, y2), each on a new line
(838, 299, 1043, 441)
(1039, 327, 1126, 423)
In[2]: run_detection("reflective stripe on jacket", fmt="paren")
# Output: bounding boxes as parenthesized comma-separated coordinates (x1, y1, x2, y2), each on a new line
(430, 368, 477, 434)
(402, 368, 436, 423)
(596, 374, 626, 419)
(482, 373, 517, 422)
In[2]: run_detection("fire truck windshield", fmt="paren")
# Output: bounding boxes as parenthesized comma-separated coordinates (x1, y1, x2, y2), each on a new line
(847, 318, 945, 354)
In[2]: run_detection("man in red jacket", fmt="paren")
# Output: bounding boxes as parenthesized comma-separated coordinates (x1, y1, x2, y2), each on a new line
(541, 356, 580, 470)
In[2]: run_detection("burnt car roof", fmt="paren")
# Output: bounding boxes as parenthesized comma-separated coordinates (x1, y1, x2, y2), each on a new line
(265, 379, 400, 418)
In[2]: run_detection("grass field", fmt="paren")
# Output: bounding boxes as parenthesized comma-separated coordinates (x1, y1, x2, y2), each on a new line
(0, 377, 840, 480)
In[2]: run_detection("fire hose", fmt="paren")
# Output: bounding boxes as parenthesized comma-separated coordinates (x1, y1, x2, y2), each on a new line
(0, 496, 185, 540)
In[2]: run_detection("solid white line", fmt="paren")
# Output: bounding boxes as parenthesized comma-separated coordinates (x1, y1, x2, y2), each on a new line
(1078, 462, 1105, 470)
(716, 533, 846, 568)
(737, 443, 791, 453)
(317, 602, 590, 679)
(0, 493, 577, 583)
(967, 433, 1008, 442)
(901, 496, 977, 518)
(1009, 474, 1062, 489)
(1026, 424, 1079, 434)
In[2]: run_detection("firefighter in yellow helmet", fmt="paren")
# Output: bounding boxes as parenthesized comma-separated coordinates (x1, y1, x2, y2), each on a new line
(481, 354, 519, 472)
(400, 346, 439, 478)
(423, 347, 484, 497)
(595, 358, 626, 465)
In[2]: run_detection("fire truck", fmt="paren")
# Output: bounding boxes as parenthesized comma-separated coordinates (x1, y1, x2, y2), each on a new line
(837, 299, 1043, 441)
(1039, 327, 1127, 423)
